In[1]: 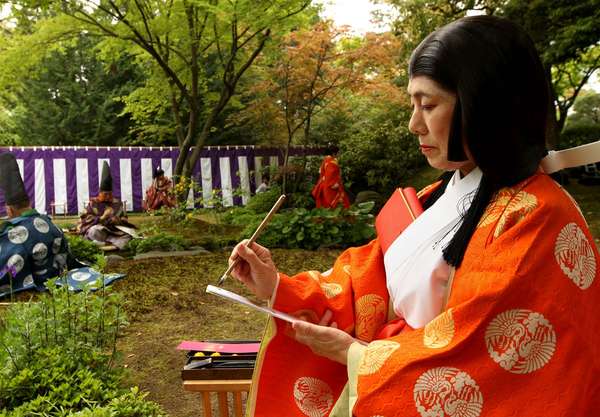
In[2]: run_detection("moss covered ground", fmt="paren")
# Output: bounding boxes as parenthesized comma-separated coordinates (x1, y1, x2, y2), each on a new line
(109, 249, 342, 417)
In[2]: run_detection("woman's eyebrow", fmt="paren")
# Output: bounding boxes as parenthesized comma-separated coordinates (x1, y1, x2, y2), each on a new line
(407, 90, 433, 99)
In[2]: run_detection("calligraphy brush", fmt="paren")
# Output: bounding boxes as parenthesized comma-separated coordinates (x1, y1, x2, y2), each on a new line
(216, 194, 286, 286)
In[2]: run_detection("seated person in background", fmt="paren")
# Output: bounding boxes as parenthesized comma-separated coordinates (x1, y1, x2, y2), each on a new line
(0, 153, 69, 294)
(311, 145, 350, 209)
(77, 161, 136, 250)
(255, 174, 270, 194)
(143, 166, 177, 211)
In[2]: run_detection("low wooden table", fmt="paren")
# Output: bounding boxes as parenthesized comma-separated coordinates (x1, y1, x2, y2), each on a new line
(183, 379, 252, 417)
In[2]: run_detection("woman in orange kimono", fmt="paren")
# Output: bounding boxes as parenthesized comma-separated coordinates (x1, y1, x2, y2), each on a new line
(312, 147, 350, 209)
(228, 15, 600, 417)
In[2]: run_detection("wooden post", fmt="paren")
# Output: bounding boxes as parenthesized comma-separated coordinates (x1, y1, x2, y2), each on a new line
(202, 392, 212, 417)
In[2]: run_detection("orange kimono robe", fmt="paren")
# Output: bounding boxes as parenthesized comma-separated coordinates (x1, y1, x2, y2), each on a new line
(143, 176, 177, 211)
(246, 173, 600, 416)
(312, 156, 351, 209)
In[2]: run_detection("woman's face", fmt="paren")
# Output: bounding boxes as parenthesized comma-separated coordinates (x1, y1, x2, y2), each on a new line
(407, 76, 475, 174)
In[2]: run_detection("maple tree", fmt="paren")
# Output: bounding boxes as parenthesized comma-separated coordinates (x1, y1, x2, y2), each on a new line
(237, 21, 405, 193)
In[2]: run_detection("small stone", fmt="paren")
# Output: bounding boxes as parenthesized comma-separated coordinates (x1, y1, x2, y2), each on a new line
(105, 254, 126, 266)
(133, 247, 210, 260)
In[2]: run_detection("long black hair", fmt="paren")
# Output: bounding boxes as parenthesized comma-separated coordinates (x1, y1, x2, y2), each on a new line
(410, 15, 550, 267)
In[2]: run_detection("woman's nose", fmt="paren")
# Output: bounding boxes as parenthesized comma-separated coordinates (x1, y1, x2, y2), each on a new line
(408, 110, 427, 136)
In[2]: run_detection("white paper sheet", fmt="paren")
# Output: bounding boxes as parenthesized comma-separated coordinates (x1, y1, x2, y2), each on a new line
(206, 285, 299, 323)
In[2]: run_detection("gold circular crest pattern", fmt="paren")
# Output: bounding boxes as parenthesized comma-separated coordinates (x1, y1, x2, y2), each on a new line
(343, 264, 351, 276)
(357, 340, 401, 376)
(414, 367, 483, 417)
(320, 283, 343, 299)
(293, 377, 334, 417)
(477, 189, 537, 238)
(554, 222, 596, 290)
(485, 309, 556, 374)
(307, 271, 342, 298)
(424, 309, 455, 349)
(308, 271, 321, 282)
(355, 294, 386, 340)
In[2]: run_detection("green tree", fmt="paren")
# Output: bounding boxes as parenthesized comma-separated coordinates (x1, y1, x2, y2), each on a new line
(384, 0, 600, 148)
(10, 34, 140, 146)
(0, 104, 21, 145)
(566, 91, 600, 128)
(502, 0, 600, 147)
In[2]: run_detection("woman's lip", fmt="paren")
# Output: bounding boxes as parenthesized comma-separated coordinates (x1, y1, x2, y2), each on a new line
(420, 145, 435, 154)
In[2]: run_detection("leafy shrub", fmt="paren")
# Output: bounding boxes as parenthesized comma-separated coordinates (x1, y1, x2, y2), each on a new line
(0, 282, 165, 416)
(154, 205, 200, 228)
(126, 232, 190, 254)
(2, 347, 120, 414)
(287, 190, 315, 210)
(67, 235, 103, 264)
(245, 185, 282, 213)
(194, 236, 239, 251)
(340, 118, 423, 197)
(220, 206, 255, 225)
(239, 202, 376, 250)
(559, 124, 600, 150)
(335, 99, 424, 197)
(72, 388, 166, 417)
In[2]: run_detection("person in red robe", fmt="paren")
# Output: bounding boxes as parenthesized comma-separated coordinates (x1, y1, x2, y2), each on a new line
(143, 166, 176, 211)
(225, 15, 600, 417)
(312, 146, 350, 209)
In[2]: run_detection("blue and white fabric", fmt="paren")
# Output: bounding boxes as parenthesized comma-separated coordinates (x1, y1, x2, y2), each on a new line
(0, 210, 68, 296)
(56, 266, 125, 292)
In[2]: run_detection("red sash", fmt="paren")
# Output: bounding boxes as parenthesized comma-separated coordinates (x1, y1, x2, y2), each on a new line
(375, 187, 423, 254)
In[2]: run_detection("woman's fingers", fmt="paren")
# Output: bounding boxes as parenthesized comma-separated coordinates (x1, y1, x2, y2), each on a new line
(292, 320, 314, 342)
(237, 243, 267, 271)
(293, 318, 330, 339)
(229, 240, 248, 264)
(318, 310, 333, 326)
(228, 239, 278, 300)
(249, 241, 271, 260)
(291, 320, 352, 365)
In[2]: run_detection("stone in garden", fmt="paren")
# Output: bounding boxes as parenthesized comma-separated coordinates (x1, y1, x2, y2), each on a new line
(106, 254, 126, 266)
(133, 247, 210, 260)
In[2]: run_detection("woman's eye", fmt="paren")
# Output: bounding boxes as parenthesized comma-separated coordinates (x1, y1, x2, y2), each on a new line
(421, 104, 435, 111)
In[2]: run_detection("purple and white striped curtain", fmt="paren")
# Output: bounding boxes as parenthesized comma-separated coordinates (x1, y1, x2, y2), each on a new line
(0, 146, 323, 216)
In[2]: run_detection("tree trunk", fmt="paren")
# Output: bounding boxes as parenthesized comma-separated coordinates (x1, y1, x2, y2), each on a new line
(185, 91, 232, 179)
(303, 112, 312, 143)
